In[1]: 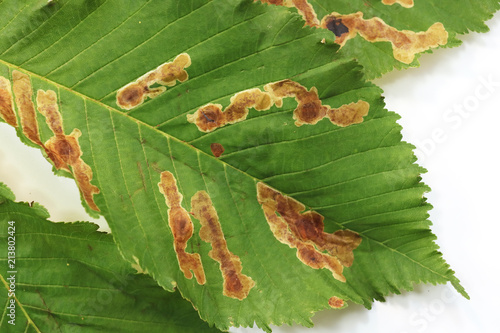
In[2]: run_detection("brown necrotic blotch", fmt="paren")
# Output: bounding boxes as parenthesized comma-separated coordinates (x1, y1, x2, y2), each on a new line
(116, 53, 191, 110)
(0, 76, 17, 127)
(321, 12, 447, 64)
(12, 70, 42, 146)
(187, 88, 274, 132)
(264, 79, 330, 126)
(257, 182, 361, 282)
(36, 90, 100, 211)
(158, 171, 206, 285)
(188, 79, 370, 132)
(191, 191, 255, 300)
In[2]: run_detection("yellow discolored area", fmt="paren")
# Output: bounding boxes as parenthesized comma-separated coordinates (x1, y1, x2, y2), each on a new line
(116, 53, 191, 110)
(191, 191, 255, 300)
(37, 90, 100, 212)
(382, 0, 414, 8)
(321, 12, 448, 64)
(158, 171, 206, 285)
(257, 182, 362, 282)
(188, 79, 370, 132)
(0, 76, 17, 127)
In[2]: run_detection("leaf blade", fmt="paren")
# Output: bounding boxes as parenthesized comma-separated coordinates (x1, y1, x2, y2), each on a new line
(0, 0, 470, 331)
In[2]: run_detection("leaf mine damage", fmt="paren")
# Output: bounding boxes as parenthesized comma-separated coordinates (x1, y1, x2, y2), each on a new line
(321, 12, 447, 64)
(116, 53, 191, 110)
(257, 1, 445, 64)
(257, 182, 361, 282)
(36, 90, 100, 211)
(187, 88, 274, 132)
(158, 171, 206, 285)
(191, 191, 255, 300)
(6, 71, 100, 211)
(382, 0, 414, 8)
(0, 76, 17, 126)
(12, 70, 43, 146)
(187, 79, 370, 132)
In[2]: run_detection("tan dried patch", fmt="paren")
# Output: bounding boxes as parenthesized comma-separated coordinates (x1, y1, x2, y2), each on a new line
(188, 79, 369, 132)
(258, 0, 445, 63)
(191, 191, 255, 300)
(12, 71, 42, 145)
(0, 76, 17, 127)
(321, 12, 448, 64)
(258, 0, 319, 26)
(264, 80, 330, 127)
(257, 182, 361, 282)
(328, 296, 345, 308)
(328, 100, 370, 127)
(37, 90, 100, 211)
(187, 88, 273, 132)
(116, 53, 191, 110)
(382, 0, 414, 8)
(210, 143, 225, 158)
(158, 171, 206, 285)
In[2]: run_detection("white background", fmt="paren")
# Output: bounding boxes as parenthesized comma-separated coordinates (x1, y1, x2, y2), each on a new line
(1, 11, 499, 333)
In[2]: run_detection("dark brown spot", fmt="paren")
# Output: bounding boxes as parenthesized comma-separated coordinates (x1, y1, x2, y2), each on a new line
(210, 143, 225, 158)
(325, 17, 349, 37)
